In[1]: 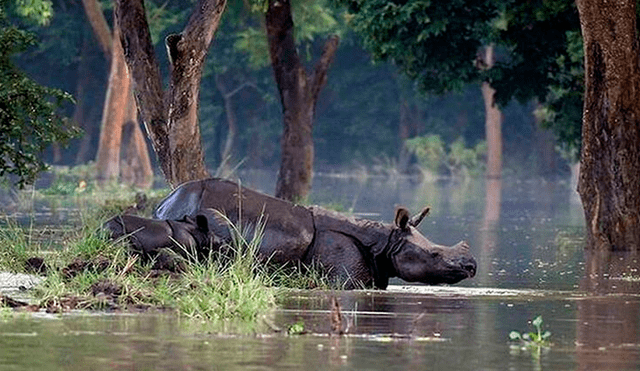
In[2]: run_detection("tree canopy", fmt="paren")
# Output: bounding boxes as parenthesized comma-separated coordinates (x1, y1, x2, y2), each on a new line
(334, 0, 583, 160)
(336, 0, 497, 94)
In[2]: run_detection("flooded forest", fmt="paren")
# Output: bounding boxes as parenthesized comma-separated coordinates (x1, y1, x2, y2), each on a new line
(1, 0, 640, 370)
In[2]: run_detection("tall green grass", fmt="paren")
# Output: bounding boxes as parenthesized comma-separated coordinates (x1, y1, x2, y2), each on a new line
(0, 218, 37, 272)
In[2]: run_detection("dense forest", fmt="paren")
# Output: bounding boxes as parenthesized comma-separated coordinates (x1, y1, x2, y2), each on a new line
(3, 0, 575, 183)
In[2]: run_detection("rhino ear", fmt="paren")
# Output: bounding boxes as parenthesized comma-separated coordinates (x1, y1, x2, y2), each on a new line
(394, 207, 411, 230)
(409, 207, 430, 227)
(195, 214, 209, 232)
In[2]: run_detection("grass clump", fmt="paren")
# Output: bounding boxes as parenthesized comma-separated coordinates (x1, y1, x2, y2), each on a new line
(0, 219, 39, 272)
(0, 210, 277, 326)
(171, 212, 276, 322)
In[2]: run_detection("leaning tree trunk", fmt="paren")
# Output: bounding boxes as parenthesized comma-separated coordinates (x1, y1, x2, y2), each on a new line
(576, 0, 640, 250)
(266, 0, 339, 202)
(115, 0, 225, 187)
(83, 0, 152, 187)
(95, 24, 129, 183)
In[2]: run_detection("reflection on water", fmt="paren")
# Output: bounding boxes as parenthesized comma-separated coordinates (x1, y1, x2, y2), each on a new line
(1, 172, 640, 370)
(576, 250, 640, 371)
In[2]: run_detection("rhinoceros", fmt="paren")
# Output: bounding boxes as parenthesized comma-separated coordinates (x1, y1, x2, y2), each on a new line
(152, 178, 477, 289)
(104, 214, 213, 265)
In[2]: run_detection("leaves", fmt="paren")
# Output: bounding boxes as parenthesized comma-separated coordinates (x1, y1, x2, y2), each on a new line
(14, 0, 54, 26)
(510, 315, 552, 349)
(336, 0, 497, 94)
(0, 4, 79, 187)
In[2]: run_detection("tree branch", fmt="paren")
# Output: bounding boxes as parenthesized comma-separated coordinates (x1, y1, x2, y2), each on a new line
(310, 35, 340, 101)
(81, 0, 112, 61)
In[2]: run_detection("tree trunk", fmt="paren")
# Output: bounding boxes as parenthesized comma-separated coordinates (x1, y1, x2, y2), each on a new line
(95, 24, 128, 184)
(83, 0, 152, 187)
(480, 45, 503, 179)
(120, 88, 154, 188)
(266, 0, 339, 201)
(73, 29, 95, 164)
(215, 77, 255, 175)
(216, 76, 237, 172)
(116, 0, 225, 187)
(576, 0, 640, 250)
(398, 98, 412, 172)
(81, 0, 112, 61)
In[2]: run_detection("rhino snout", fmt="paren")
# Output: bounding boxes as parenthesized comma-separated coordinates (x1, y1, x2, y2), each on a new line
(452, 256, 477, 278)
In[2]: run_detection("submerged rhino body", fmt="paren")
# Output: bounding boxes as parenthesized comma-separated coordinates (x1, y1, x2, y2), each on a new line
(153, 178, 477, 289)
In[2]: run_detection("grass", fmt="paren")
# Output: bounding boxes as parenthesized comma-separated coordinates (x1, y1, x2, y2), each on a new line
(0, 204, 277, 327)
(0, 218, 38, 272)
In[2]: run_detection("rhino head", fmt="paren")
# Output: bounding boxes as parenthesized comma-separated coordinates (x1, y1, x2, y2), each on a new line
(377, 207, 477, 287)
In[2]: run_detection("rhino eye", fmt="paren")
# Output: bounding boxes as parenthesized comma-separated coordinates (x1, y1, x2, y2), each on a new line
(431, 252, 441, 259)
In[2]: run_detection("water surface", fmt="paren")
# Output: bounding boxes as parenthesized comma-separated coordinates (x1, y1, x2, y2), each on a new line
(1, 173, 639, 370)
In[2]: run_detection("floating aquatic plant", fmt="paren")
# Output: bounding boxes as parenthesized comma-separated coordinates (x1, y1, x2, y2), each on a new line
(509, 315, 552, 349)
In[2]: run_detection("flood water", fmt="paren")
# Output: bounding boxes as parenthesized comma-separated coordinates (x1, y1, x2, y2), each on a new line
(1, 172, 639, 370)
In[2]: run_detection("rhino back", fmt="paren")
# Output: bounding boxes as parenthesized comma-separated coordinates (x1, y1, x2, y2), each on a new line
(154, 180, 205, 220)
(154, 178, 315, 263)
(309, 206, 390, 251)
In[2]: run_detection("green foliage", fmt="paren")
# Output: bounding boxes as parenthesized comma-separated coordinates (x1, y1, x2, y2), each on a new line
(0, 0, 80, 187)
(234, 0, 344, 68)
(446, 137, 487, 177)
(405, 134, 486, 177)
(287, 320, 306, 335)
(491, 1, 582, 161)
(335, 0, 584, 163)
(146, 1, 189, 45)
(267, 260, 337, 290)
(509, 315, 552, 349)
(2, 0, 575, 178)
(405, 134, 444, 173)
(11, 0, 53, 26)
(336, 0, 498, 94)
(20, 210, 277, 323)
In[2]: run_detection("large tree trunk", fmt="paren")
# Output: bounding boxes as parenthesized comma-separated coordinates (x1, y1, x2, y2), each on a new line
(576, 0, 640, 250)
(266, 0, 339, 201)
(116, 0, 225, 187)
(480, 45, 503, 179)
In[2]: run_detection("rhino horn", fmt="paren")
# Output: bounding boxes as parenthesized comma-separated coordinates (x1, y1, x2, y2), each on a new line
(409, 207, 430, 227)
